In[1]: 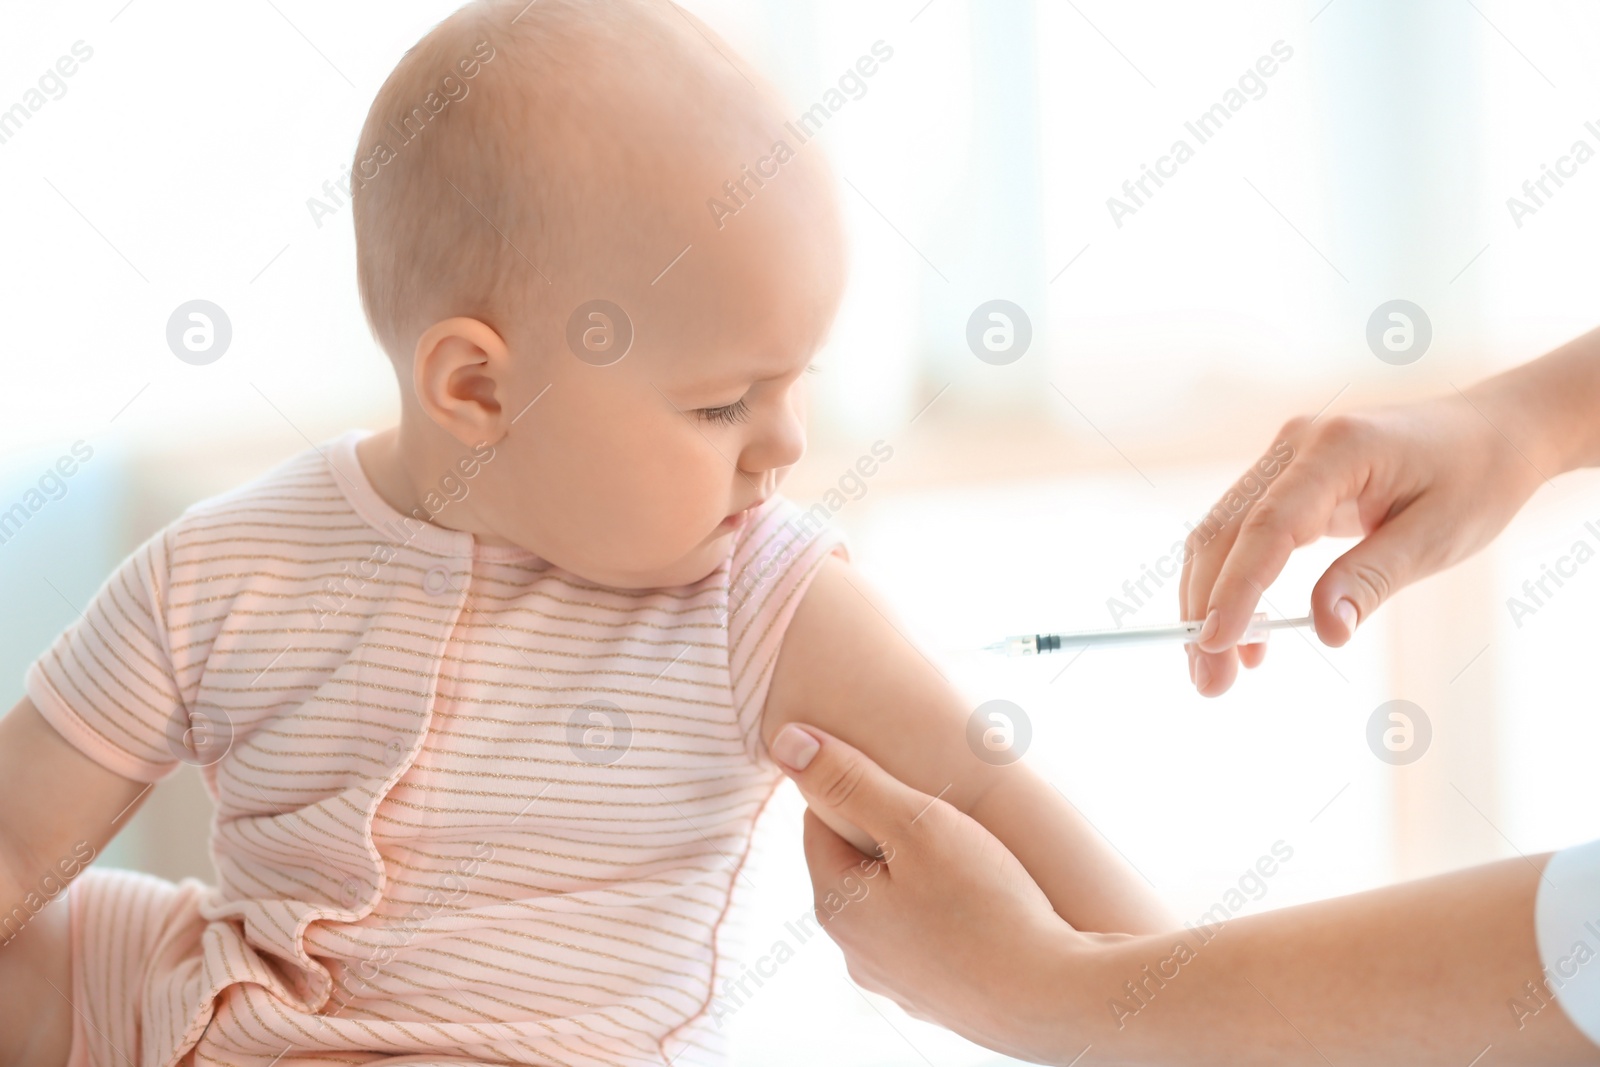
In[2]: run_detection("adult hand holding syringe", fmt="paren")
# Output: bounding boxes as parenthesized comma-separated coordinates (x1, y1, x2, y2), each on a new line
(1180, 326, 1600, 696)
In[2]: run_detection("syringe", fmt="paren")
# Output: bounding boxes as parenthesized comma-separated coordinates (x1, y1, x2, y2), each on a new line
(983, 612, 1315, 656)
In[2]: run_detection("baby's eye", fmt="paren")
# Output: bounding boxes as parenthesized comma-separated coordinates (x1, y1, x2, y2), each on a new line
(696, 398, 751, 426)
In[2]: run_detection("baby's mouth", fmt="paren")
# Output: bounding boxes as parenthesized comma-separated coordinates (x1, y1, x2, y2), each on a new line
(718, 498, 766, 531)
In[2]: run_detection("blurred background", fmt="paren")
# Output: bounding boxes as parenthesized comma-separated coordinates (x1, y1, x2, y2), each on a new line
(4, 0, 1599, 1063)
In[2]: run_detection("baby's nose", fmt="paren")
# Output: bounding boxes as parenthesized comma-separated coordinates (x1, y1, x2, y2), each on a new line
(744, 409, 806, 473)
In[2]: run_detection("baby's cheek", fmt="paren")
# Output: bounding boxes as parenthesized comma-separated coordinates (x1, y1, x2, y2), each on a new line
(560, 398, 735, 570)
(571, 424, 706, 519)
(634, 436, 727, 527)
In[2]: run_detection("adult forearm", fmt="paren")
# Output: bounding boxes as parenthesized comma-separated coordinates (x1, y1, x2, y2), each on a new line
(1471, 326, 1600, 477)
(1037, 855, 1597, 1066)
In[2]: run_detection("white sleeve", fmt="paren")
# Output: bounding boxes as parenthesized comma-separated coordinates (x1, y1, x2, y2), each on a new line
(1535, 838, 1600, 1046)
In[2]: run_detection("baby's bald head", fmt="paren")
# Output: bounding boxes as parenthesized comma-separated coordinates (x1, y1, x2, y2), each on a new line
(352, 0, 825, 367)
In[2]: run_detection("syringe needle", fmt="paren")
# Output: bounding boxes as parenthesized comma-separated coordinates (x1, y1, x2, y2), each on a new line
(983, 613, 1316, 656)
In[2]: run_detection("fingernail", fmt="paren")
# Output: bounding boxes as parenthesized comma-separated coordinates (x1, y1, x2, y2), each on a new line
(1197, 609, 1220, 646)
(1335, 599, 1358, 634)
(1186, 645, 1196, 683)
(1195, 657, 1211, 692)
(771, 725, 819, 771)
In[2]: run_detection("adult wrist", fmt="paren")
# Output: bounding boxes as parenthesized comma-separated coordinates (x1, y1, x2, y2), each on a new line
(1020, 924, 1146, 1066)
(1462, 370, 1578, 483)
(1465, 329, 1600, 478)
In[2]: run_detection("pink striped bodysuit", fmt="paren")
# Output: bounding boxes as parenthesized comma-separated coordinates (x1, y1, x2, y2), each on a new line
(27, 429, 844, 1067)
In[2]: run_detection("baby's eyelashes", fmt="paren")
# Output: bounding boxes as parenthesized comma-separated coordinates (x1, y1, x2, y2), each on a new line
(693, 364, 814, 424)
(696, 397, 751, 425)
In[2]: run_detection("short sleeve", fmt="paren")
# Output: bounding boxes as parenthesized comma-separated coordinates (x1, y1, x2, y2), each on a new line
(726, 496, 849, 766)
(25, 526, 187, 783)
(1535, 838, 1600, 1047)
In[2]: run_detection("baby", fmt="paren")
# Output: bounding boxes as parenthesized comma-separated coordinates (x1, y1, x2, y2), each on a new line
(0, 2, 1171, 1065)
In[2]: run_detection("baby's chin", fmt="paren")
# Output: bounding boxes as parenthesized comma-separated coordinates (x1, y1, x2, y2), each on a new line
(643, 529, 743, 590)
(554, 527, 739, 592)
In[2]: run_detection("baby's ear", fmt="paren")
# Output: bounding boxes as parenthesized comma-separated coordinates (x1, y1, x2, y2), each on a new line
(411, 317, 513, 447)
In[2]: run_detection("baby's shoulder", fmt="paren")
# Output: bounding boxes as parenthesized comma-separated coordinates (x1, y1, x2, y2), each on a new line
(169, 441, 346, 541)
(727, 495, 847, 592)
(723, 493, 850, 724)
(148, 436, 376, 633)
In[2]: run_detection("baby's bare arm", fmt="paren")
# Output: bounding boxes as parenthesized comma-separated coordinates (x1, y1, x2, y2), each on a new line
(0, 696, 149, 1067)
(762, 556, 1175, 935)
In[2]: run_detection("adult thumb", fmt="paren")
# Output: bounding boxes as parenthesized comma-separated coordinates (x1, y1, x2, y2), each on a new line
(770, 724, 928, 851)
(1312, 505, 1432, 646)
